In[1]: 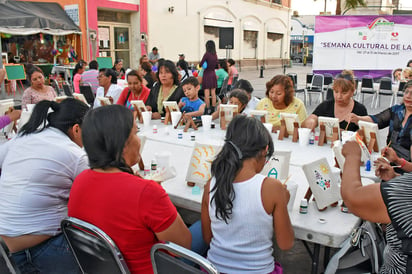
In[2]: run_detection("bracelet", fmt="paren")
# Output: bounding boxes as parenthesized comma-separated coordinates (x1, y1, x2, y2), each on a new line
(400, 158, 407, 169)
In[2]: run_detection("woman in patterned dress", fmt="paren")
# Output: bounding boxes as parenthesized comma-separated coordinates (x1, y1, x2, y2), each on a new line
(22, 66, 56, 109)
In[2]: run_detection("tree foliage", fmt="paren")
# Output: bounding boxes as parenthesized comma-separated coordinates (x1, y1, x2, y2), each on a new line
(336, 0, 367, 15)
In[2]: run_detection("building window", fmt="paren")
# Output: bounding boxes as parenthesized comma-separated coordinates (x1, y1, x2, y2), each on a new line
(98, 10, 131, 24)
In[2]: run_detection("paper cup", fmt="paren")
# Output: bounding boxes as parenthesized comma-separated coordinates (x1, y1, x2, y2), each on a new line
(142, 111, 152, 127)
(298, 128, 311, 146)
(155, 152, 171, 169)
(201, 115, 212, 131)
(286, 181, 298, 212)
(263, 123, 273, 134)
(26, 104, 35, 112)
(171, 111, 182, 127)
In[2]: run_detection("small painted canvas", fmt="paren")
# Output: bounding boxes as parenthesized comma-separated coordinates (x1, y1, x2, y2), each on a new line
(163, 101, 180, 112)
(130, 100, 147, 112)
(260, 150, 291, 180)
(302, 157, 341, 210)
(97, 96, 111, 106)
(249, 110, 268, 121)
(73, 93, 88, 104)
(55, 95, 68, 103)
(220, 104, 238, 122)
(186, 143, 222, 186)
(280, 112, 299, 135)
(358, 120, 380, 150)
(318, 116, 340, 140)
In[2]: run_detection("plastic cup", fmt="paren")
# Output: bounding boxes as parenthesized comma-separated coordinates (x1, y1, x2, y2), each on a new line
(26, 104, 35, 112)
(142, 111, 152, 127)
(171, 111, 182, 127)
(201, 115, 212, 131)
(298, 128, 311, 146)
(286, 181, 298, 212)
(155, 152, 171, 169)
(263, 123, 273, 134)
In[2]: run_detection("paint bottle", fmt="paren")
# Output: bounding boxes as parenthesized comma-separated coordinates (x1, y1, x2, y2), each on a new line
(178, 129, 183, 139)
(153, 125, 158, 134)
(309, 132, 315, 145)
(144, 166, 151, 177)
(190, 133, 196, 141)
(151, 159, 157, 171)
(365, 159, 371, 171)
(299, 199, 308, 214)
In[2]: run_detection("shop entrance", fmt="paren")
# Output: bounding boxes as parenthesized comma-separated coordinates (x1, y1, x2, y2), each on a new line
(98, 11, 131, 68)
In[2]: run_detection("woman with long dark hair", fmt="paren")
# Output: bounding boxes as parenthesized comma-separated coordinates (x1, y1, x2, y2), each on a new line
(200, 40, 218, 114)
(21, 66, 57, 108)
(116, 69, 150, 108)
(68, 105, 191, 273)
(0, 98, 89, 273)
(201, 115, 294, 273)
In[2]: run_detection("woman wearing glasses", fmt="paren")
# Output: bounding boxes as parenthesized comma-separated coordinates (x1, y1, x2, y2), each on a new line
(350, 80, 412, 174)
(201, 115, 294, 274)
(302, 70, 368, 132)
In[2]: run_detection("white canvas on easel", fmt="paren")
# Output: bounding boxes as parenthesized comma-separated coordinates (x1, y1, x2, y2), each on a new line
(249, 110, 268, 121)
(220, 104, 238, 122)
(318, 116, 340, 140)
(185, 143, 222, 186)
(260, 150, 291, 180)
(280, 112, 299, 135)
(163, 101, 180, 112)
(302, 157, 341, 210)
(358, 120, 381, 150)
(73, 93, 88, 105)
(97, 96, 112, 106)
(131, 100, 147, 112)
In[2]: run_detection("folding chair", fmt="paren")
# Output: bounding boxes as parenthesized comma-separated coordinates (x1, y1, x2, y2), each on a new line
(395, 81, 406, 105)
(375, 77, 394, 108)
(62, 81, 73, 97)
(0, 237, 20, 274)
(288, 73, 306, 104)
(358, 76, 377, 108)
(151, 242, 219, 274)
(79, 84, 96, 105)
(306, 74, 324, 105)
(323, 73, 334, 100)
(50, 78, 62, 96)
(61, 217, 130, 274)
(217, 77, 229, 102)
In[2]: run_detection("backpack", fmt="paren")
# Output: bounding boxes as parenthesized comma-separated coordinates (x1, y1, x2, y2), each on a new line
(325, 221, 385, 274)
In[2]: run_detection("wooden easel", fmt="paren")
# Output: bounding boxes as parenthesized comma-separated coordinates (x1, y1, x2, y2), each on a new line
(164, 108, 172, 125)
(278, 119, 288, 140)
(304, 188, 339, 211)
(358, 127, 378, 152)
(183, 116, 198, 132)
(133, 104, 147, 122)
(251, 114, 266, 123)
(292, 122, 299, 143)
(318, 124, 339, 146)
(331, 127, 339, 147)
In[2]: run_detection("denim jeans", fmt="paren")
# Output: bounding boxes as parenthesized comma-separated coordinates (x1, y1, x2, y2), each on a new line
(11, 233, 81, 274)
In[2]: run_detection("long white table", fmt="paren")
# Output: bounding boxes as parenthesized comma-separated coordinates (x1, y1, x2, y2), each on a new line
(138, 120, 364, 274)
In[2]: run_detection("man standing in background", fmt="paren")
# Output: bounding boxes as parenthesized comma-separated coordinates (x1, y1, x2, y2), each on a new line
(81, 60, 99, 95)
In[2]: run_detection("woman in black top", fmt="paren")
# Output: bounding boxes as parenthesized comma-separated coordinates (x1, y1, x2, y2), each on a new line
(302, 72, 367, 132)
(145, 60, 184, 119)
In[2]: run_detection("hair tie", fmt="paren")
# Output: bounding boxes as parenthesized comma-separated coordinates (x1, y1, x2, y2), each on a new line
(228, 141, 243, 160)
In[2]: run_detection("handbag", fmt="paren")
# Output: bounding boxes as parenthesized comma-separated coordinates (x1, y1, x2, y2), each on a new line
(325, 221, 385, 274)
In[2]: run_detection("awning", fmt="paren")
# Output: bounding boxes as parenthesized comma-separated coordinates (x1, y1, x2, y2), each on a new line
(0, 1, 81, 35)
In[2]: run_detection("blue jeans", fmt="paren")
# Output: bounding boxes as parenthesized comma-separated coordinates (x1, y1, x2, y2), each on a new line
(12, 233, 81, 274)
(189, 220, 209, 257)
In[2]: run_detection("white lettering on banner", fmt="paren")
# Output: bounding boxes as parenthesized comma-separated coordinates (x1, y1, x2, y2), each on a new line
(314, 16, 412, 71)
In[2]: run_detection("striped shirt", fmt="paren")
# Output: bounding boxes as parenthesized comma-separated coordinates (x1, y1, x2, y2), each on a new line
(81, 69, 99, 95)
(380, 173, 412, 274)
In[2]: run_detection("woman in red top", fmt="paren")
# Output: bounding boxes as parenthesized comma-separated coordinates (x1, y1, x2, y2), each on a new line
(68, 105, 191, 274)
(116, 70, 150, 109)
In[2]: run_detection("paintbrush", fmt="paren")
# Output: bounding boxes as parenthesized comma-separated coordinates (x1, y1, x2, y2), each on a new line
(282, 174, 292, 185)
